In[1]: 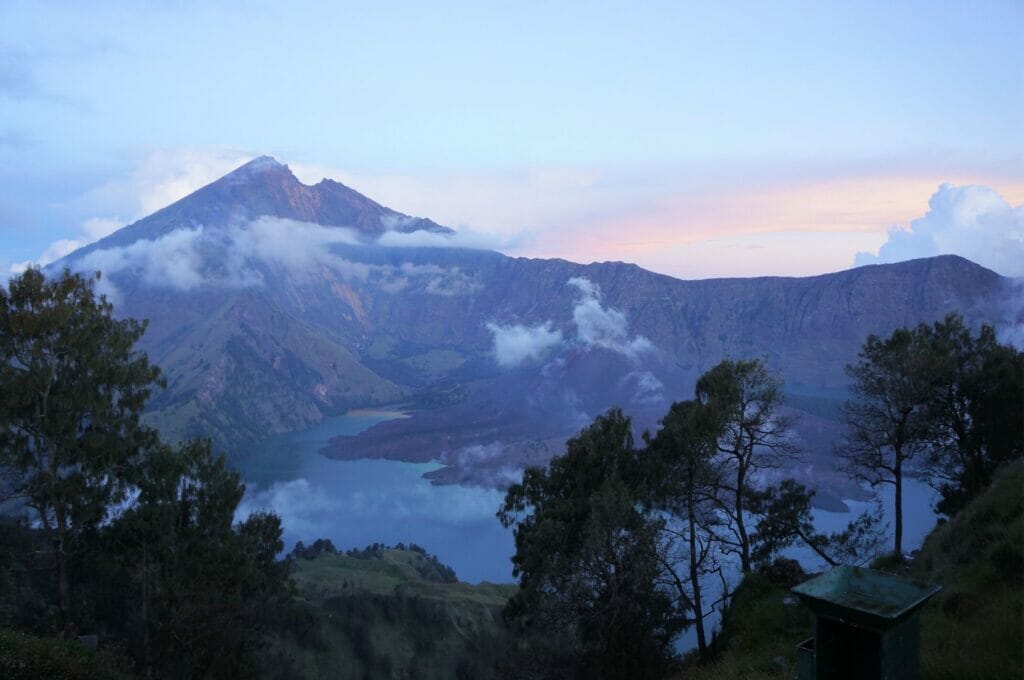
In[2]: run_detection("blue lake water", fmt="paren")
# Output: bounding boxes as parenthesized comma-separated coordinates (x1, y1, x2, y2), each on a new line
(235, 412, 941, 650)
(233, 413, 514, 584)
(675, 476, 940, 652)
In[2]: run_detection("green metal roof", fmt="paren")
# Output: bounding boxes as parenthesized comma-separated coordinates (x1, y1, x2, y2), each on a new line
(792, 565, 941, 620)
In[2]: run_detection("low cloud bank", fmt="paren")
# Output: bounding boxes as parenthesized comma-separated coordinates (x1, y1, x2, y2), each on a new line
(855, 184, 1024, 277)
(568, 277, 653, 360)
(487, 277, 664, 404)
(486, 322, 563, 367)
(56, 217, 480, 302)
(439, 443, 524, 487)
(486, 277, 655, 369)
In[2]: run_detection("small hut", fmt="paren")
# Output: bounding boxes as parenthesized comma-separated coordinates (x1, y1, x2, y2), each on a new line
(791, 565, 941, 680)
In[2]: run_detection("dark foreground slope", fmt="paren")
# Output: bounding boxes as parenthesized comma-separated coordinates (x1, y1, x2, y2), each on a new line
(268, 548, 514, 680)
(678, 460, 1023, 680)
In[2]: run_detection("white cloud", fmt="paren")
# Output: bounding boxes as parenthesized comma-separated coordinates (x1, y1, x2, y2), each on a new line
(290, 162, 620, 243)
(486, 321, 563, 367)
(567, 277, 653, 360)
(9, 238, 85, 275)
(854, 184, 1024, 276)
(83, 147, 256, 219)
(379, 214, 418, 231)
(376, 227, 514, 251)
(60, 217, 480, 299)
(621, 370, 665, 404)
(486, 277, 656, 370)
(81, 217, 123, 241)
(16, 148, 256, 276)
(74, 227, 207, 300)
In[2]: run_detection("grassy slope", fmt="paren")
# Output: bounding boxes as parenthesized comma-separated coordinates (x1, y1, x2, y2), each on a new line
(912, 460, 1023, 679)
(271, 550, 515, 680)
(0, 629, 131, 680)
(678, 460, 1023, 680)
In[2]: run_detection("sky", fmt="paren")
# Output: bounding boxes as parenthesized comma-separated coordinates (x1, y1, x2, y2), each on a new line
(1, 0, 1022, 279)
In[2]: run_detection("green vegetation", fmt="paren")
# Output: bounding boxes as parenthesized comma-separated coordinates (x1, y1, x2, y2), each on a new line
(0, 628, 131, 680)
(912, 459, 1023, 679)
(676, 460, 1024, 680)
(500, 323, 1021, 678)
(677, 569, 811, 680)
(269, 547, 515, 680)
(0, 269, 292, 678)
(840, 314, 1023, 551)
(499, 409, 683, 680)
(0, 269, 162, 635)
(2, 268, 1020, 679)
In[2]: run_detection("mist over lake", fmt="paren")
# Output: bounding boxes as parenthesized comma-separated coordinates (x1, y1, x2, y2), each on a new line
(234, 412, 515, 584)
(233, 409, 941, 596)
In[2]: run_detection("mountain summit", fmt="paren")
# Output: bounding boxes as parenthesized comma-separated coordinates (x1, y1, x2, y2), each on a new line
(72, 156, 451, 258)
(48, 159, 1018, 492)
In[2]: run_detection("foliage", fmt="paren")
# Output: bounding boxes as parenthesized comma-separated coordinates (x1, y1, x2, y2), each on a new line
(94, 439, 294, 678)
(294, 540, 462, 583)
(750, 479, 885, 568)
(0, 628, 131, 680)
(839, 324, 940, 554)
(840, 315, 1023, 554)
(918, 315, 1023, 515)
(290, 538, 338, 560)
(0, 269, 162, 635)
(901, 459, 1022, 679)
(676, 571, 810, 680)
(0, 268, 296, 677)
(498, 409, 682, 680)
(676, 460, 1023, 680)
(645, 398, 724, 658)
(276, 549, 515, 680)
(696, 359, 799, 572)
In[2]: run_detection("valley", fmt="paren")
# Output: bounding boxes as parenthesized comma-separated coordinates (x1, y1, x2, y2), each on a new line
(49, 157, 1019, 505)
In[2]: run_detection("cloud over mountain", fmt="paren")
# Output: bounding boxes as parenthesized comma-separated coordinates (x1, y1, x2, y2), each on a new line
(486, 322, 563, 367)
(62, 217, 478, 302)
(568, 277, 653, 360)
(855, 184, 1024, 277)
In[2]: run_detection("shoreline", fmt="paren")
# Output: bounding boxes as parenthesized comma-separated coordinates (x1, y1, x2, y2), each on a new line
(344, 408, 412, 419)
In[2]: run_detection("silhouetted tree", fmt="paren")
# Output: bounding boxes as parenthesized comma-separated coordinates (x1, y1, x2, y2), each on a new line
(920, 315, 1024, 514)
(103, 439, 293, 677)
(750, 479, 885, 568)
(696, 359, 799, 572)
(498, 409, 681, 680)
(0, 268, 161, 636)
(645, 399, 723, 658)
(838, 326, 937, 555)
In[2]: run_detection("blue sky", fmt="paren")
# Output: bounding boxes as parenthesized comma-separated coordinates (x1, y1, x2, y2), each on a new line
(2, 0, 1022, 278)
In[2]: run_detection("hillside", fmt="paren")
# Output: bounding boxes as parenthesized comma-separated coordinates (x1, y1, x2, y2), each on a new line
(678, 460, 1024, 680)
(50, 158, 1018, 488)
(270, 547, 515, 680)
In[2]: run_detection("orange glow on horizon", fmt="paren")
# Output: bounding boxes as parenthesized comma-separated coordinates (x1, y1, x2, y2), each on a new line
(517, 175, 1024, 279)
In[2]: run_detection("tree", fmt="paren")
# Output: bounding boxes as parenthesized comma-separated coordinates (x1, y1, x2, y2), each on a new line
(498, 409, 681, 680)
(695, 359, 798, 572)
(0, 268, 161, 636)
(838, 326, 937, 555)
(644, 399, 723, 659)
(98, 439, 293, 678)
(920, 315, 1024, 515)
(750, 479, 886, 568)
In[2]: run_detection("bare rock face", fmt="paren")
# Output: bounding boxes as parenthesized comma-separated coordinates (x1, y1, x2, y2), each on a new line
(73, 156, 450, 258)
(52, 159, 1016, 483)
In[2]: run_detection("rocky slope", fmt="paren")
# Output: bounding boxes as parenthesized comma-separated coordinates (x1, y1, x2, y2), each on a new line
(51, 158, 1018, 486)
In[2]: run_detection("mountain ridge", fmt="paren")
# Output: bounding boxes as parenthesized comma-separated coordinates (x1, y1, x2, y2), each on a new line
(49, 159, 1019, 490)
(71, 156, 451, 259)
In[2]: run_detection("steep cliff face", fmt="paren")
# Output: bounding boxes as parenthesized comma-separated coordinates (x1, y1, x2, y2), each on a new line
(52, 159, 1016, 479)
